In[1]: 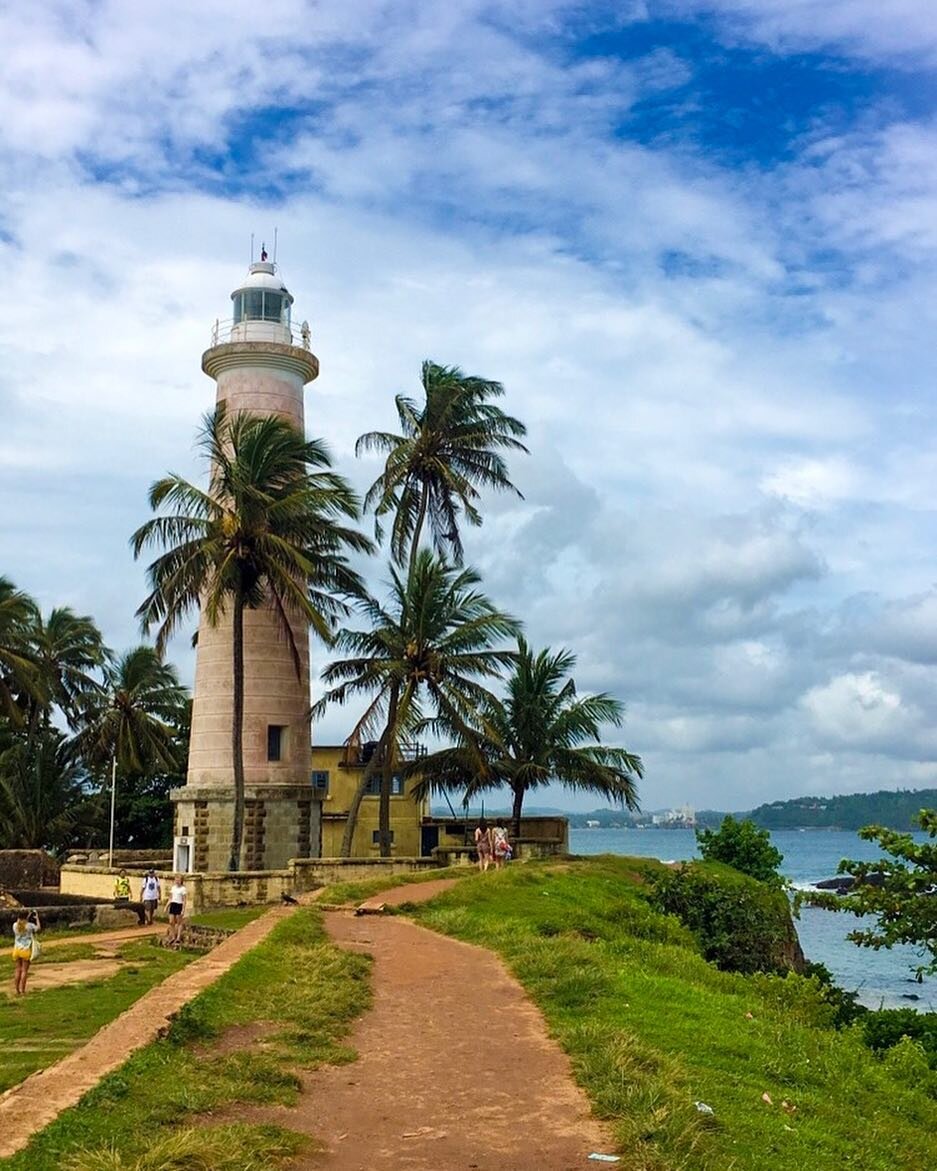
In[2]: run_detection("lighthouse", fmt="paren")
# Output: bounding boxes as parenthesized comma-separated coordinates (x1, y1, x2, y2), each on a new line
(172, 256, 321, 873)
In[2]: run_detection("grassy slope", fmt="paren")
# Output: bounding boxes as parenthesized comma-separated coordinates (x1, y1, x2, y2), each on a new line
(0, 939, 194, 1093)
(411, 857, 937, 1171)
(2, 910, 370, 1170)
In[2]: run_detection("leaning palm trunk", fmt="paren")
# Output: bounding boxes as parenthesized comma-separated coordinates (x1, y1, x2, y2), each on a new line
(229, 589, 246, 871)
(339, 733, 388, 858)
(377, 686, 400, 857)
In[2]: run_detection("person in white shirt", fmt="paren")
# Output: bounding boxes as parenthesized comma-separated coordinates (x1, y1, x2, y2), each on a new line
(166, 875, 187, 945)
(140, 870, 161, 925)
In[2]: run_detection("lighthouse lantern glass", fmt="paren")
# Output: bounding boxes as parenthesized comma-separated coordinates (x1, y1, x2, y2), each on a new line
(232, 290, 290, 327)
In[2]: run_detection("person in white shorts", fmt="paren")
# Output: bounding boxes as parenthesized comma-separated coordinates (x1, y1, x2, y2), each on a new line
(166, 875, 187, 945)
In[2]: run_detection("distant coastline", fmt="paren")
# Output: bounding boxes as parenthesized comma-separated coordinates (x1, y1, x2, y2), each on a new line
(564, 787, 937, 832)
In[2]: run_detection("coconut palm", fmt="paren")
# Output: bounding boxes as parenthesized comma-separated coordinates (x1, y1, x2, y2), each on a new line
(0, 726, 94, 851)
(73, 646, 189, 775)
(412, 638, 643, 835)
(314, 549, 521, 856)
(21, 604, 108, 732)
(357, 361, 528, 566)
(0, 576, 40, 723)
(131, 407, 372, 870)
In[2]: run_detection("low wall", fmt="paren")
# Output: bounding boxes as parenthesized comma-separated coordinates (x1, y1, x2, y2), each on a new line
(290, 857, 439, 891)
(0, 850, 60, 890)
(62, 856, 443, 912)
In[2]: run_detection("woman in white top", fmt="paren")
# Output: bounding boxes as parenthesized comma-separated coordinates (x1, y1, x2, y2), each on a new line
(11, 911, 40, 995)
(166, 875, 187, 945)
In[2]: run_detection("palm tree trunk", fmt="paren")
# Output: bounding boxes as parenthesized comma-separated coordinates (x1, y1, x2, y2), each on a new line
(512, 785, 524, 839)
(408, 483, 429, 569)
(229, 589, 246, 871)
(339, 728, 389, 858)
(378, 685, 400, 858)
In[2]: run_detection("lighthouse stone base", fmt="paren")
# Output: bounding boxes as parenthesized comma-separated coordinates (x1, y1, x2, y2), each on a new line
(171, 785, 322, 873)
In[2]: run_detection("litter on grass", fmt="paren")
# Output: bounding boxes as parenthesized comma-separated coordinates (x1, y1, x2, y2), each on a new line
(694, 1101, 715, 1115)
(588, 1155, 621, 1163)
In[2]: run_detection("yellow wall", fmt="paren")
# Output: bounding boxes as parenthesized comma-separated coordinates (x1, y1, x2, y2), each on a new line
(312, 745, 428, 858)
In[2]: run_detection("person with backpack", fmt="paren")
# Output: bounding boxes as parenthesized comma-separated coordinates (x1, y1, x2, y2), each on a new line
(11, 910, 40, 995)
(140, 869, 161, 925)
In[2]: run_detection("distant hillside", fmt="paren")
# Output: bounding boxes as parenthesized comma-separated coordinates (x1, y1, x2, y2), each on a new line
(748, 789, 937, 831)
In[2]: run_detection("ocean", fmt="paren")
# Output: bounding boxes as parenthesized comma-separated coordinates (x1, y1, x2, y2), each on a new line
(568, 826, 934, 1010)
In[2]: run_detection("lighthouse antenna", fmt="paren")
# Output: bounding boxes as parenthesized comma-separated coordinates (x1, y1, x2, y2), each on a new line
(250, 233, 254, 264)
(273, 227, 278, 266)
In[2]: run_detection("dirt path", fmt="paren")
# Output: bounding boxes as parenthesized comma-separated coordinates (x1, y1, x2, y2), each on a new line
(43, 925, 163, 950)
(265, 879, 611, 1170)
(0, 904, 294, 1159)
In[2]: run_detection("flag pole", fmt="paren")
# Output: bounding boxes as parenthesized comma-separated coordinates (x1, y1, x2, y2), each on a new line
(108, 755, 117, 868)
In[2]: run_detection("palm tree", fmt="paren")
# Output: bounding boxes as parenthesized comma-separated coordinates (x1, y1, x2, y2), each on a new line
(0, 726, 94, 852)
(314, 549, 521, 856)
(73, 647, 189, 774)
(71, 646, 189, 864)
(357, 361, 528, 566)
(131, 407, 372, 870)
(0, 576, 40, 723)
(21, 604, 108, 732)
(413, 638, 643, 836)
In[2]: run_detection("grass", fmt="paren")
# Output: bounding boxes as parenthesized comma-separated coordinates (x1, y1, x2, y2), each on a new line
(0, 939, 194, 1093)
(4, 909, 370, 1170)
(410, 856, 937, 1171)
(62, 1124, 304, 1171)
(189, 906, 269, 931)
(320, 863, 471, 906)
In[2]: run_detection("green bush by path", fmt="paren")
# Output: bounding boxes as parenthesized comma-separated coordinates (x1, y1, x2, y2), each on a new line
(646, 861, 801, 974)
(411, 857, 937, 1171)
(2, 910, 370, 1170)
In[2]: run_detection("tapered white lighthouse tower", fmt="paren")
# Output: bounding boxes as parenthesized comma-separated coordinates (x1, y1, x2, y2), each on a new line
(172, 257, 321, 873)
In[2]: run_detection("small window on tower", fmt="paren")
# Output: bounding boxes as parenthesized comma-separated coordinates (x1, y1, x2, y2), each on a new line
(267, 725, 285, 762)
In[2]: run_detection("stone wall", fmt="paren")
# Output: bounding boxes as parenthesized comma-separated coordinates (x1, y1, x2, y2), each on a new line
(61, 855, 442, 912)
(173, 784, 321, 872)
(0, 850, 60, 890)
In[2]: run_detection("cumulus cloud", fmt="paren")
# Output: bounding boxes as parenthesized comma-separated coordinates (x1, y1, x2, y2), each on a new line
(1, 2, 936, 808)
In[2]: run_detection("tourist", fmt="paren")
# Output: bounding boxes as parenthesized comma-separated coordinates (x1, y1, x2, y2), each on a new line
(166, 874, 187, 945)
(474, 818, 493, 872)
(113, 868, 131, 903)
(492, 820, 510, 869)
(11, 910, 40, 995)
(140, 869, 161, 925)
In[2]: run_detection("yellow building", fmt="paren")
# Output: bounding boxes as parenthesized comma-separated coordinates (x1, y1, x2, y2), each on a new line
(312, 742, 430, 858)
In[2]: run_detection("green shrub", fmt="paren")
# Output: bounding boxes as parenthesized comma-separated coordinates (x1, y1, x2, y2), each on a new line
(646, 863, 794, 974)
(862, 1008, 937, 1067)
(800, 961, 868, 1028)
(696, 815, 784, 885)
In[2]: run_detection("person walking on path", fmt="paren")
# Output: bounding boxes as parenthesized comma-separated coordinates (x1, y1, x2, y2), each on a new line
(165, 875, 187, 945)
(11, 910, 40, 995)
(474, 819, 493, 872)
(492, 820, 511, 869)
(113, 869, 131, 903)
(140, 870, 161, 925)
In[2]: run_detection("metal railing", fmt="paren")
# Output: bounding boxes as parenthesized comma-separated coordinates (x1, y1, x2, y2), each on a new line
(209, 317, 313, 350)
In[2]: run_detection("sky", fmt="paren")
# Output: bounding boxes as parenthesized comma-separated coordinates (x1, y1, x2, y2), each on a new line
(2, 1, 937, 814)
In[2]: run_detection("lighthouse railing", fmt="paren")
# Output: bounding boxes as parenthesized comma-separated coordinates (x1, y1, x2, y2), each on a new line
(210, 318, 312, 349)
